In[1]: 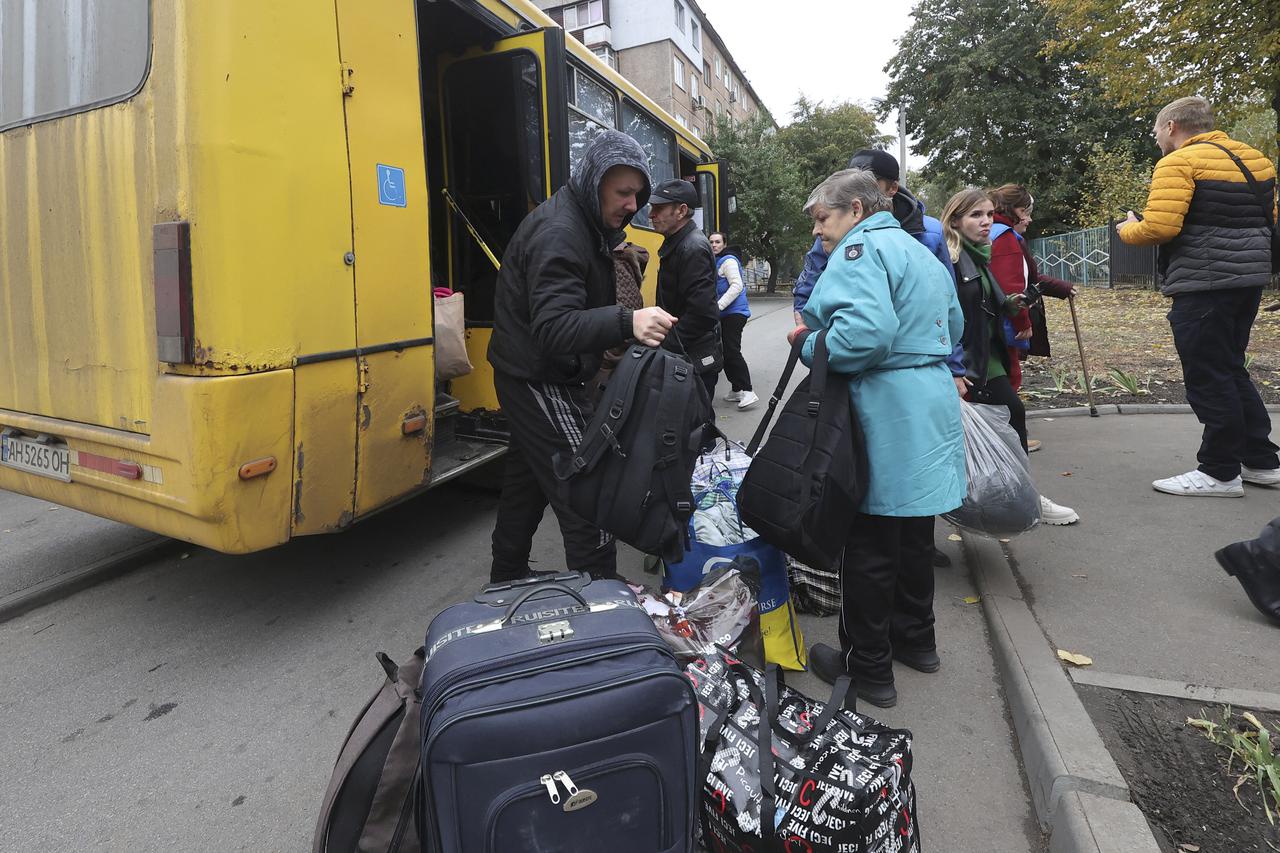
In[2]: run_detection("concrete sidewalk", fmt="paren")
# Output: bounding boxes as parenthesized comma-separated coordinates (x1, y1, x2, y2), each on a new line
(963, 410, 1280, 852)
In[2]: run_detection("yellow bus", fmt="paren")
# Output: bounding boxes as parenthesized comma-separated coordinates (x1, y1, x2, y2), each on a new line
(0, 0, 727, 554)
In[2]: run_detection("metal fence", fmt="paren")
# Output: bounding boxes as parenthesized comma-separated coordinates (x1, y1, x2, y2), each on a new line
(1031, 224, 1159, 288)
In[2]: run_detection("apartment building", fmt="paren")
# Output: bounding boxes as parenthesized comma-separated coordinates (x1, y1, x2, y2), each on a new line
(535, 0, 765, 139)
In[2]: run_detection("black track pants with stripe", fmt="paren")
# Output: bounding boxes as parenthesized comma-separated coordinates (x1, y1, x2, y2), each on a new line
(490, 370, 617, 582)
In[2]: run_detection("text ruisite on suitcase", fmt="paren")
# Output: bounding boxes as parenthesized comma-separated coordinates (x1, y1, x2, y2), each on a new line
(418, 572, 700, 852)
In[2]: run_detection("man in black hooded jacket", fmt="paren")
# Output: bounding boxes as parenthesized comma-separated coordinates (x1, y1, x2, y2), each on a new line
(487, 130, 675, 582)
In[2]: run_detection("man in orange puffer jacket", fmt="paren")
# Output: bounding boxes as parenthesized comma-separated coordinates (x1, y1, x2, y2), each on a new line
(1118, 96, 1279, 498)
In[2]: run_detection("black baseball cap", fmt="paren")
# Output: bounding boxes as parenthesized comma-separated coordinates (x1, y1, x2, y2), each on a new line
(848, 149, 900, 183)
(648, 178, 700, 208)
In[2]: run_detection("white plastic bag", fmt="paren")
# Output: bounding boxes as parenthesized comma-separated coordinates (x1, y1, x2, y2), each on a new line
(942, 403, 1040, 536)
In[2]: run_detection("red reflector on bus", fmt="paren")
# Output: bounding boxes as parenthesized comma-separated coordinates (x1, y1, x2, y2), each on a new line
(77, 451, 143, 480)
(238, 457, 277, 480)
(402, 413, 428, 435)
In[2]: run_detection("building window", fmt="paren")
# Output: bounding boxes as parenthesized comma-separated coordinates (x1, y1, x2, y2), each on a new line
(714, 56, 721, 79)
(592, 45, 618, 70)
(673, 57, 685, 91)
(690, 20, 700, 49)
(562, 0, 604, 31)
(676, 113, 688, 129)
(690, 74, 699, 102)
(673, 1, 685, 32)
(1, 0, 151, 131)
(724, 68, 731, 89)
(715, 101, 723, 116)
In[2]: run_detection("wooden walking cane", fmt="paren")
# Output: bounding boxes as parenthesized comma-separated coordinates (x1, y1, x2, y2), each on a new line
(1067, 293, 1099, 417)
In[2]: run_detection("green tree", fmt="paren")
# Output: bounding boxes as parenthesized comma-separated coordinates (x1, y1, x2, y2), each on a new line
(707, 113, 808, 292)
(777, 98, 892, 198)
(1075, 142, 1153, 228)
(883, 0, 1150, 235)
(1045, 0, 1280, 151)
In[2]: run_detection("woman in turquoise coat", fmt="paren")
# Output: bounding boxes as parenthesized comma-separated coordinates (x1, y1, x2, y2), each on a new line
(791, 168, 967, 708)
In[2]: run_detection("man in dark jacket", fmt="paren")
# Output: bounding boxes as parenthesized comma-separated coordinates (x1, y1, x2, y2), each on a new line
(648, 178, 722, 397)
(1118, 96, 1279, 498)
(487, 130, 676, 582)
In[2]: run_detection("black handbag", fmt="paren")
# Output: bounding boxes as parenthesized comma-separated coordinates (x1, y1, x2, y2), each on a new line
(736, 331, 867, 571)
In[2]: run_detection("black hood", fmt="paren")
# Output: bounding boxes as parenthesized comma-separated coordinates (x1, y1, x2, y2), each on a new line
(893, 185, 926, 236)
(569, 130, 652, 245)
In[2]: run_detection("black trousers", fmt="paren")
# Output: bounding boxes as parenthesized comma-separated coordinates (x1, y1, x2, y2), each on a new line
(1169, 288, 1279, 481)
(971, 374, 1028, 454)
(720, 313, 753, 392)
(490, 371, 617, 583)
(838, 514, 937, 684)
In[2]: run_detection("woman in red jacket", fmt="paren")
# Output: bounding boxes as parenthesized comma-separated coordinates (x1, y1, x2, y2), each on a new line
(987, 185, 1078, 391)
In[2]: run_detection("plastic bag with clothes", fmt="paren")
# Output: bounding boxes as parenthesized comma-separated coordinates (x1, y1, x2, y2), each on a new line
(663, 442, 807, 670)
(943, 402, 1041, 536)
(629, 559, 764, 669)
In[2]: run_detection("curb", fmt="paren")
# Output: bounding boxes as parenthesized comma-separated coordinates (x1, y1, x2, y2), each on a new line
(962, 533, 1162, 853)
(1027, 402, 1280, 419)
(0, 537, 177, 624)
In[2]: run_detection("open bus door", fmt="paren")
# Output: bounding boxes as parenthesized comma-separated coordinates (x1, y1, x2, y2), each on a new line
(332, 0, 437, 521)
(436, 28, 569, 415)
(694, 160, 728, 235)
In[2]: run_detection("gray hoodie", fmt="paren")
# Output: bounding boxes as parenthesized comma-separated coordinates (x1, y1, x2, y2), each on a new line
(568, 129, 653, 248)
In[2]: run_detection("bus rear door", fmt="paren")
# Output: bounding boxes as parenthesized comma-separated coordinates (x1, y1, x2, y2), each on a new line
(334, 0, 436, 516)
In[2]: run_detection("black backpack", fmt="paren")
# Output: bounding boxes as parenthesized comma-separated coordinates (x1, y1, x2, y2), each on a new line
(313, 649, 424, 853)
(737, 331, 866, 570)
(554, 344, 712, 563)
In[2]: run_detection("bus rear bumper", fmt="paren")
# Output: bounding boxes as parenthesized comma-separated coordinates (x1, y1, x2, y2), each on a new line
(0, 370, 295, 554)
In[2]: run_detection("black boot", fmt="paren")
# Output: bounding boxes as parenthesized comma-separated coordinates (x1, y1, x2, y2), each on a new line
(807, 643, 897, 708)
(1215, 541, 1280, 626)
(893, 646, 941, 674)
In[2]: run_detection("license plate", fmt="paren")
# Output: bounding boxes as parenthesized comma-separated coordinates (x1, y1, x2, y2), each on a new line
(1, 432, 71, 482)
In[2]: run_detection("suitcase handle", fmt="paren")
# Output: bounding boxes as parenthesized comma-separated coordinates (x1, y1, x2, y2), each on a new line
(475, 571, 588, 605)
(500, 582, 590, 625)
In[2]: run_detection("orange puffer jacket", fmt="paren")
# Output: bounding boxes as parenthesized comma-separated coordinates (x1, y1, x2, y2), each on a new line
(1118, 130, 1276, 295)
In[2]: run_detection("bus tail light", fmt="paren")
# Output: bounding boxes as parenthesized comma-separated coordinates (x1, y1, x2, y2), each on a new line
(154, 221, 195, 364)
(238, 457, 277, 480)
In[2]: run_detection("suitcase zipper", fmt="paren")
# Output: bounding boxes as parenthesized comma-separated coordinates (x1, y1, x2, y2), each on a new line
(423, 667, 693, 853)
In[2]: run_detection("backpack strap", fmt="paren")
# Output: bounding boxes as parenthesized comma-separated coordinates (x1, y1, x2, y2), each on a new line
(745, 334, 808, 455)
(557, 347, 651, 479)
(1199, 140, 1277, 228)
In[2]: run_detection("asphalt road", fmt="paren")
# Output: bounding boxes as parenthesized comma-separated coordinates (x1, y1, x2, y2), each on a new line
(0, 297, 1043, 852)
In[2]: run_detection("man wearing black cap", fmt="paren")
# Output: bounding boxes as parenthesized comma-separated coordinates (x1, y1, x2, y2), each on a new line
(649, 178, 723, 397)
(794, 149, 954, 325)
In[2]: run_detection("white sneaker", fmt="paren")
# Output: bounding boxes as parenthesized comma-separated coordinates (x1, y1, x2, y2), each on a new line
(736, 390, 760, 410)
(1039, 495, 1080, 525)
(1152, 469, 1244, 497)
(1241, 466, 1280, 487)
(723, 391, 742, 403)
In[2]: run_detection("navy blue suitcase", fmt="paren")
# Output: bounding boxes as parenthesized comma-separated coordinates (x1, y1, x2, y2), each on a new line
(418, 573, 698, 853)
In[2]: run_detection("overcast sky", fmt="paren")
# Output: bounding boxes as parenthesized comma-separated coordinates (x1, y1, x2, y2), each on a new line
(694, 0, 915, 133)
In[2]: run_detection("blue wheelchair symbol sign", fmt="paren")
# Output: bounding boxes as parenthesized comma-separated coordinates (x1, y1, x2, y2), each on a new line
(377, 164, 407, 208)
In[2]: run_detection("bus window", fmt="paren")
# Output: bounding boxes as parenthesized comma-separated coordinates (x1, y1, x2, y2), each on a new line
(696, 171, 717, 233)
(568, 65, 618, 176)
(622, 101, 676, 228)
(0, 0, 150, 131)
(442, 50, 547, 322)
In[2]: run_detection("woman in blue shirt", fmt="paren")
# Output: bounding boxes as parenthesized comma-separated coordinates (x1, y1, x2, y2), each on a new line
(709, 232, 758, 410)
(790, 169, 967, 708)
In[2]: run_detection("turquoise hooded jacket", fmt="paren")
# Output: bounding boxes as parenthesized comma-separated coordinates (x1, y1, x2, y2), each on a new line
(800, 210, 967, 517)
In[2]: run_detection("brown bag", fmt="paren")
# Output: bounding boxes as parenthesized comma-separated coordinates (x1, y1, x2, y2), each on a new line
(313, 648, 424, 853)
(433, 292, 472, 381)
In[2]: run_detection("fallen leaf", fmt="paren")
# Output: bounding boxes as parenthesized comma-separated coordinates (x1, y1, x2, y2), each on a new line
(1057, 649, 1093, 667)
(179, 553, 190, 560)
(1061, 471, 1072, 477)
(1072, 573, 1088, 579)
(962, 596, 980, 605)
(1178, 844, 1200, 852)
(947, 534, 962, 542)
(999, 538, 1011, 543)
(1043, 418, 1055, 422)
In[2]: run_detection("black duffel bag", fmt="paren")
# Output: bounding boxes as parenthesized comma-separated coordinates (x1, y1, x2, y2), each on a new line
(737, 331, 866, 570)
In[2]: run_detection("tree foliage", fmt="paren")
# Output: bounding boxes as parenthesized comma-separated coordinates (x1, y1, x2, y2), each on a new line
(777, 98, 892, 200)
(1074, 142, 1153, 228)
(706, 113, 808, 291)
(1044, 0, 1280, 149)
(882, 0, 1152, 235)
